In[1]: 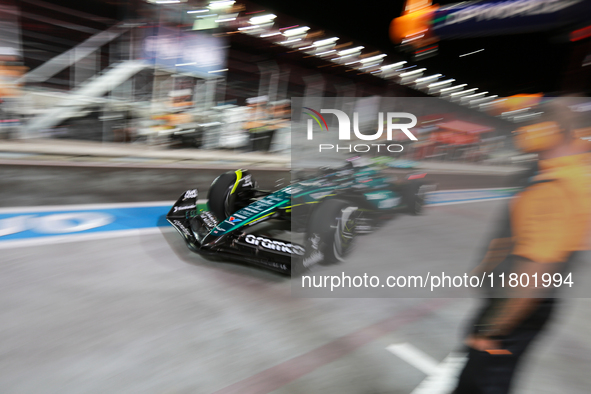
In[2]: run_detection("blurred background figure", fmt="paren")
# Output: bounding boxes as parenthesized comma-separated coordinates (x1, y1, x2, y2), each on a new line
(2, 0, 589, 169)
(453, 98, 591, 394)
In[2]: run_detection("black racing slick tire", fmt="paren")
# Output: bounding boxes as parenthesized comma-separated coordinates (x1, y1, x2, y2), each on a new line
(301, 199, 359, 270)
(207, 170, 257, 221)
(404, 181, 427, 215)
(207, 171, 237, 221)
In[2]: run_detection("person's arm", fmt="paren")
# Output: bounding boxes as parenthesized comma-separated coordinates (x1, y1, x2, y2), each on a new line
(481, 258, 561, 336)
(468, 256, 562, 351)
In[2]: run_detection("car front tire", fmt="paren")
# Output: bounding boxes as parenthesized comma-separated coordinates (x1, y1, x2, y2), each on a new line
(300, 199, 360, 271)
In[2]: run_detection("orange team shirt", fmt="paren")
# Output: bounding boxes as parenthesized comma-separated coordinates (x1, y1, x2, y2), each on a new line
(511, 153, 591, 263)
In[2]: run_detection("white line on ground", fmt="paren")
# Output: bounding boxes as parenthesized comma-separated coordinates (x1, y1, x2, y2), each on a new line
(387, 343, 467, 394)
(411, 353, 467, 394)
(0, 201, 176, 214)
(0, 199, 214, 214)
(0, 227, 174, 250)
(428, 196, 512, 207)
(386, 343, 439, 375)
(429, 187, 517, 193)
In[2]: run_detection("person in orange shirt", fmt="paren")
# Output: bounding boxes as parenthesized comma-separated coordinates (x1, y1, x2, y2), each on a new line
(453, 99, 591, 394)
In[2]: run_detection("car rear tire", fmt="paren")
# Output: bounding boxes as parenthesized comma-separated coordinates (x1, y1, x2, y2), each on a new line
(300, 199, 359, 271)
(404, 181, 427, 215)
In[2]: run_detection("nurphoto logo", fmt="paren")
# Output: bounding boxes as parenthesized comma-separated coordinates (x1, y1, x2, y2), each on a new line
(303, 107, 418, 153)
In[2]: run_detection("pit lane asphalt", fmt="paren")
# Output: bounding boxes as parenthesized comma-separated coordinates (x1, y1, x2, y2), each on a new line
(1, 200, 590, 393)
(1, 164, 590, 393)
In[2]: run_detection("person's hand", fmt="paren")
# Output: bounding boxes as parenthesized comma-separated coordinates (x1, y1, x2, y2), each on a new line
(465, 335, 508, 354)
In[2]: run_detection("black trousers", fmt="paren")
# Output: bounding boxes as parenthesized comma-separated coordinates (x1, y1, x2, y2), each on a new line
(453, 298, 556, 394)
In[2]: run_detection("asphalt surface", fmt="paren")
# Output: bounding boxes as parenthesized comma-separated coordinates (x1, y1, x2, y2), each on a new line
(1, 164, 589, 394)
(1, 199, 590, 394)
